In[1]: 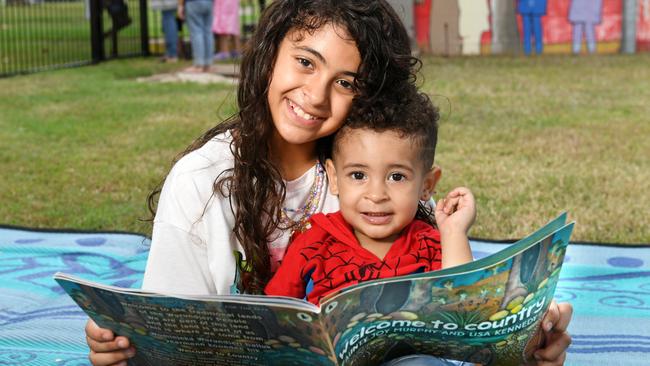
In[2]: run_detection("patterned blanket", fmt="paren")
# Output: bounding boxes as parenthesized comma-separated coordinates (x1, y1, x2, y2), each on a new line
(1, 225, 648, 366)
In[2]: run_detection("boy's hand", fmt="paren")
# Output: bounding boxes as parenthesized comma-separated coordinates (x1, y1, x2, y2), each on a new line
(85, 319, 135, 366)
(434, 186, 476, 235)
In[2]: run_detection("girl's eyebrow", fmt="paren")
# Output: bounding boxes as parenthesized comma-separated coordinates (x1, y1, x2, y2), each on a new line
(294, 45, 358, 77)
(295, 45, 326, 63)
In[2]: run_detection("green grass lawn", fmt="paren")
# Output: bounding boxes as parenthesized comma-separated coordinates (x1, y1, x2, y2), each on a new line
(1, 55, 648, 244)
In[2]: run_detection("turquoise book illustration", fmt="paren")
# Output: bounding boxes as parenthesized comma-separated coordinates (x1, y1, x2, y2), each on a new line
(54, 213, 574, 366)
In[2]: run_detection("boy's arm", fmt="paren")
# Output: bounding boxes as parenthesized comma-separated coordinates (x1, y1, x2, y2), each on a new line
(439, 229, 473, 268)
(434, 187, 476, 268)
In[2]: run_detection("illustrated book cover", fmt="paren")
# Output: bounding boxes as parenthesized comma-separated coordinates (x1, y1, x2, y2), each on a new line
(55, 213, 574, 366)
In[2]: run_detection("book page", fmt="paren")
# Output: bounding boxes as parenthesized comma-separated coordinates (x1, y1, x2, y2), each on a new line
(56, 279, 336, 365)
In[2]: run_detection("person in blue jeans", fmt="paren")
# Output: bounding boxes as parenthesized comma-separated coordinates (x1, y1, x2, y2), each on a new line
(151, 0, 179, 62)
(517, 0, 547, 55)
(178, 0, 214, 72)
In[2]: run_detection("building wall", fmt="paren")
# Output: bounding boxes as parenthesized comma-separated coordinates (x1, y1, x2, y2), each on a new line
(415, 0, 650, 55)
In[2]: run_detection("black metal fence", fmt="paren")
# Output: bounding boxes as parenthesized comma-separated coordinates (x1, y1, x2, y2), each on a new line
(0, 0, 149, 77)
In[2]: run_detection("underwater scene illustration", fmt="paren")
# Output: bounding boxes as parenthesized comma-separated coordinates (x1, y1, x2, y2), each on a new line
(321, 224, 572, 366)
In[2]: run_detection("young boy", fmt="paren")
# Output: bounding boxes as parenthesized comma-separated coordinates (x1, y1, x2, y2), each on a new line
(265, 89, 476, 305)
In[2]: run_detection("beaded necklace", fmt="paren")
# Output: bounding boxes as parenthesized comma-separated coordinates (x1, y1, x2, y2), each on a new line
(280, 162, 325, 235)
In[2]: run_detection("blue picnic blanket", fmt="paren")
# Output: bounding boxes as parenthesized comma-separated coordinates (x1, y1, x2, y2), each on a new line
(1, 225, 649, 366)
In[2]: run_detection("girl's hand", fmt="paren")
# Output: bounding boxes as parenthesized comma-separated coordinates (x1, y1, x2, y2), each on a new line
(176, 5, 184, 20)
(527, 301, 573, 365)
(85, 319, 135, 366)
(434, 186, 476, 235)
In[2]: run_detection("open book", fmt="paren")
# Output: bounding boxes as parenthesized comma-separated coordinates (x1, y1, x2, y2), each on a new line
(54, 213, 574, 366)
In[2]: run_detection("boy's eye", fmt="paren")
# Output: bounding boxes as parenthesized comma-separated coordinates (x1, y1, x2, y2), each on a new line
(350, 172, 365, 180)
(389, 173, 406, 182)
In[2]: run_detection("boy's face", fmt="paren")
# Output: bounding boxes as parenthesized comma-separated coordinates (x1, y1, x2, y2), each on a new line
(326, 128, 439, 247)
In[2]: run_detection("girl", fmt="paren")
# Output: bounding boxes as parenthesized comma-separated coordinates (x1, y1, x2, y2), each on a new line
(85, 1, 573, 365)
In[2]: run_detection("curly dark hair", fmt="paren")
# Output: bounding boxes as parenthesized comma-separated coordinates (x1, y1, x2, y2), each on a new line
(332, 87, 440, 224)
(335, 87, 440, 169)
(148, 0, 420, 294)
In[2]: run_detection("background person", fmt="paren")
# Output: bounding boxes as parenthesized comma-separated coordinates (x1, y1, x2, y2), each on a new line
(178, 0, 214, 72)
(212, 0, 242, 60)
(151, 0, 179, 62)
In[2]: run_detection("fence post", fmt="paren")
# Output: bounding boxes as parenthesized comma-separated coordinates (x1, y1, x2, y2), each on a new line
(90, 0, 105, 62)
(139, 0, 150, 56)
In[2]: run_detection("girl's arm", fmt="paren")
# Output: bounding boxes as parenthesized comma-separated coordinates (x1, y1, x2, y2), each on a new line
(434, 187, 476, 268)
(176, 0, 184, 19)
(142, 222, 214, 294)
(86, 145, 229, 364)
(530, 301, 573, 365)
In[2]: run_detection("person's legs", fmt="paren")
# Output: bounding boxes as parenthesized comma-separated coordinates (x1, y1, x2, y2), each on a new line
(214, 34, 231, 60)
(231, 34, 241, 58)
(185, 1, 205, 67)
(161, 9, 178, 59)
(185, 0, 213, 70)
(533, 15, 543, 54)
(585, 21, 597, 53)
(522, 14, 532, 55)
(200, 0, 214, 69)
(572, 22, 583, 54)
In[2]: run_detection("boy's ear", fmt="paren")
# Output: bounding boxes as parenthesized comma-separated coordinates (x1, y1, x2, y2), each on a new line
(420, 165, 442, 201)
(325, 159, 339, 196)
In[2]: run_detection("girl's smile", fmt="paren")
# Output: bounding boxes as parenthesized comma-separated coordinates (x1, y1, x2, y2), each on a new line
(268, 23, 361, 157)
(286, 98, 325, 126)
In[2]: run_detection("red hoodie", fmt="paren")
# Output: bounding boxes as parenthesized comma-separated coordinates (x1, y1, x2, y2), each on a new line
(265, 211, 442, 305)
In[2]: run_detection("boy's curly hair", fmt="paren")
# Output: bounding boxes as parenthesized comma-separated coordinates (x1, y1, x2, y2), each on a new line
(333, 87, 440, 170)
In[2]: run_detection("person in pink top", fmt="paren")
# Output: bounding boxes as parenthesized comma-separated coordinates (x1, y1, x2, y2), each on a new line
(212, 0, 242, 60)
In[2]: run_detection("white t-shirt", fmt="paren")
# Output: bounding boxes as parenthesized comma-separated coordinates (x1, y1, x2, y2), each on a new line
(141, 131, 339, 295)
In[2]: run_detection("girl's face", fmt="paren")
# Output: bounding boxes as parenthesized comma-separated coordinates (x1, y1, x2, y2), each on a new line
(267, 23, 361, 151)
